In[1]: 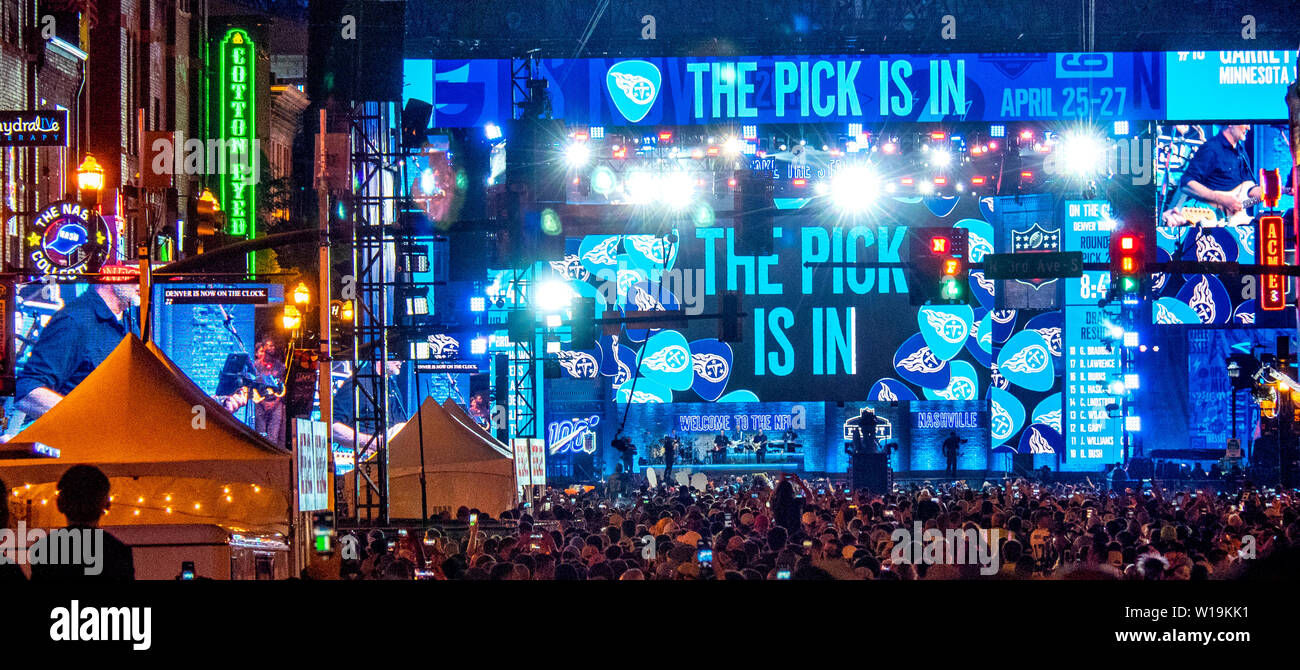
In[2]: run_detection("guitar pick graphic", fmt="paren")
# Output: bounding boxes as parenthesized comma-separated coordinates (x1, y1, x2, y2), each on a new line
(1233, 300, 1256, 325)
(1175, 274, 1230, 324)
(917, 304, 974, 362)
(624, 280, 680, 342)
(977, 196, 995, 222)
(578, 235, 622, 276)
(614, 378, 672, 404)
(892, 196, 923, 205)
(1024, 311, 1064, 374)
(1156, 225, 1183, 255)
(689, 338, 733, 401)
(869, 378, 919, 402)
(556, 349, 600, 379)
(989, 362, 1009, 390)
(1152, 296, 1201, 325)
(924, 196, 960, 218)
(1233, 224, 1255, 263)
(997, 329, 1054, 392)
(606, 60, 662, 123)
(623, 233, 678, 273)
(718, 389, 760, 402)
(923, 360, 978, 401)
(990, 308, 1018, 343)
(1150, 247, 1172, 295)
(1179, 228, 1237, 264)
(988, 386, 1026, 448)
(954, 219, 995, 264)
(1031, 394, 1062, 434)
(1017, 423, 1063, 455)
(964, 308, 993, 367)
(968, 270, 996, 311)
(893, 332, 951, 390)
(639, 330, 694, 391)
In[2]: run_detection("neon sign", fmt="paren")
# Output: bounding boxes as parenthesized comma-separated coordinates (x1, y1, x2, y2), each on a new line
(27, 201, 111, 276)
(547, 415, 600, 455)
(218, 29, 257, 239)
(1259, 215, 1286, 311)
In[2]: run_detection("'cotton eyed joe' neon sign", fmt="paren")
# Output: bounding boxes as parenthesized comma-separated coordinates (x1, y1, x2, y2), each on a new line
(219, 29, 257, 238)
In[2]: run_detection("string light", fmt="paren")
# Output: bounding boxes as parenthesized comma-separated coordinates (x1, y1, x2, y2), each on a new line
(226, 496, 233, 503)
(133, 510, 140, 516)
(165, 507, 173, 514)
(193, 503, 201, 511)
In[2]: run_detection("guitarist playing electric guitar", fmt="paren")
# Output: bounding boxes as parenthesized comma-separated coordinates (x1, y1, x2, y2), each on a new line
(1170, 124, 1260, 225)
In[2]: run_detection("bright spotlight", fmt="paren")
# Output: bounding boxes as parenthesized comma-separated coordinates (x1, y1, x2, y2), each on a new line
(662, 173, 695, 210)
(723, 136, 743, 155)
(931, 150, 952, 167)
(420, 168, 438, 193)
(1060, 132, 1106, 176)
(484, 123, 502, 141)
(535, 281, 574, 313)
(917, 180, 935, 195)
(591, 166, 616, 195)
(625, 171, 656, 204)
(564, 142, 591, 168)
(830, 166, 880, 212)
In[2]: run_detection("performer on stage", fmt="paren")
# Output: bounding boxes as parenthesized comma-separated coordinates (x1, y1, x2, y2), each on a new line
(753, 428, 768, 464)
(1178, 124, 1259, 216)
(332, 359, 408, 461)
(612, 433, 636, 473)
(712, 430, 730, 464)
(661, 433, 678, 482)
(942, 431, 968, 480)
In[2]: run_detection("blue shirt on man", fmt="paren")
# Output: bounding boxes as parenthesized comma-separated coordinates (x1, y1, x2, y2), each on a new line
(1178, 132, 1254, 193)
(16, 288, 136, 401)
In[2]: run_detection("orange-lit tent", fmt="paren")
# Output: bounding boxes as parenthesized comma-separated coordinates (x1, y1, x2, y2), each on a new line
(385, 397, 515, 519)
(1, 335, 291, 532)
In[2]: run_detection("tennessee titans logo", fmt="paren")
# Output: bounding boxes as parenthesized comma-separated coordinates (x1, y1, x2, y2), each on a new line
(922, 308, 968, 344)
(643, 344, 690, 373)
(606, 60, 662, 123)
(549, 255, 590, 282)
(1189, 276, 1215, 323)
(992, 309, 1016, 324)
(427, 334, 460, 358)
(557, 351, 599, 378)
(1235, 225, 1255, 254)
(1155, 300, 1179, 324)
(630, 284, 664, 312)
(1033, 327, 1062, 357)
(991, 402, 1014, 441)
(584, 237, 621, 265)
(1003, 345, 1049, 374)
(877, 385, 898, 401)
(1036, 409, 1061, 433)
(1195, 231, 1227, 262)
(899, 348, 943, 373)
(967, 231, 994, 263)
(628, 391, 663, 403)
(935, 377, 976, 400)
(692, 353, 729, 383)
(1027, 427, 1053, 454)
(627, 235, 671, 265)
(973, 271, 995, 295)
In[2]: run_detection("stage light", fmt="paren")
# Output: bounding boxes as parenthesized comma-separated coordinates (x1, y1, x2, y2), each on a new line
(281, 305, 302, 331)
(546, 340, 562, 354)
(625, 171, 655, 203)
(931, 150, 952, 167)
(540, 208, 563, 236)
(691, 202, 716, 227)
(591, 166, 616, 195)
(1125, 373, 1140, 389)
(420, 168, 438, 194)
(662, 172, 695, 210)
(1112, 120, 1129, 135)
(1123, 331, 1139, 348)
(589, 126, 604, 139)
(918, 180, 934, 195)
(658, 130, 673, 143)
(990, 125, 1006, 138)
(848, 123, 862, 136)
(930, 131, 947, 140)
(830, 166, 881, 212)
(988, 141, 999, 151)
(470, 296, 486, 313)
(971, 176, 987, 186)
(882, 142, 897, 154)
(536, 280, 574, 313)
(1060, 132, 1106, 176)
(1125, 416, 1141, 432)
(1020, 129, 1034, 140)
(933, 176, 948, 186)
(722, 136, 743, 155)
(484, 123, 502, 141)
(564, 142, 591, 168)
(545, 314, 562, 328)
(742, 125, 758, 139)
(1109, 380, 1126, 395)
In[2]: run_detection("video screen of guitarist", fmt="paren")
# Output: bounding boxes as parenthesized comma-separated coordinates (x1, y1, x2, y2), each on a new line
(1177, 124, 1259, 221)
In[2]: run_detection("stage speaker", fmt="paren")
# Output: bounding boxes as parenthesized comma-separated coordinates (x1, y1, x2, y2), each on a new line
(309, 0, 405, 103)
(851, 453, 889, 493)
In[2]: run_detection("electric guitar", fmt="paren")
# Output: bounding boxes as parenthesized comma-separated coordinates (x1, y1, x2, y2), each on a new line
(1163, 175, 1292, 227)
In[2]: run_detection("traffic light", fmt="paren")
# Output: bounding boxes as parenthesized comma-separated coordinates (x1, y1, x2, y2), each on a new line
(1111, 230, 1145, 297)
(909, 227, 968, 305)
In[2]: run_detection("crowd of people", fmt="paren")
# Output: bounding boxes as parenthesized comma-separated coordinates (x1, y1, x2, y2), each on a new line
(315, 472, 1300, 581)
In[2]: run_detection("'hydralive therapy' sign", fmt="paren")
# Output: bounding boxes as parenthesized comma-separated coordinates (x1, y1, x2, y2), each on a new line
(218, 29, 257, 239)
(0, 110, 68, 147)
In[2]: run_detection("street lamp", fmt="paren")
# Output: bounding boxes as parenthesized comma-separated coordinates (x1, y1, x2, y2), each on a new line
(1227, 360, 1241, 440)
(293, 281, 311, 306)
(76, 154, 105, 208)
(281, 304, 302, 331)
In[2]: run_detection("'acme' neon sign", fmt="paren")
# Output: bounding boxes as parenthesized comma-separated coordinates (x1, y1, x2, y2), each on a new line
(219, 29, 256, 238)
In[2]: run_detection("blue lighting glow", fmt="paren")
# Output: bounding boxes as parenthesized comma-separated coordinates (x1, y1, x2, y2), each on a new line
(1113, 120, 1129, 135)
(471, 337, 488, 355)
(847, 123, 862, 137)
(470, 296, 486, 312)
(1125, 373, 1139, 389)
(742, 125, 757, 140)
(1126, 415, 1141, 432)
(1123, 331, 1138, 348)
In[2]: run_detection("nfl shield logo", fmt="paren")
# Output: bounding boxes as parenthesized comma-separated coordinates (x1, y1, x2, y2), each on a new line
(1010, 222, 1060, 290)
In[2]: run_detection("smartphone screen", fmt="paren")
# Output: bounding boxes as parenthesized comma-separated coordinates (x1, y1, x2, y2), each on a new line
(697, 549, 713, 565)
(776, 569, 792, 580)
(181, 561, 195, 580)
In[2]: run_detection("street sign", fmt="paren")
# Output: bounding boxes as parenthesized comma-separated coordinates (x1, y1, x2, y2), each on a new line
(983, 251, 1084, 280)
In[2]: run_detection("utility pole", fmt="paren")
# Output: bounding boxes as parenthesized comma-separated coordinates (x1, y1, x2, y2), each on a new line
(315, 109, 334, 511)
